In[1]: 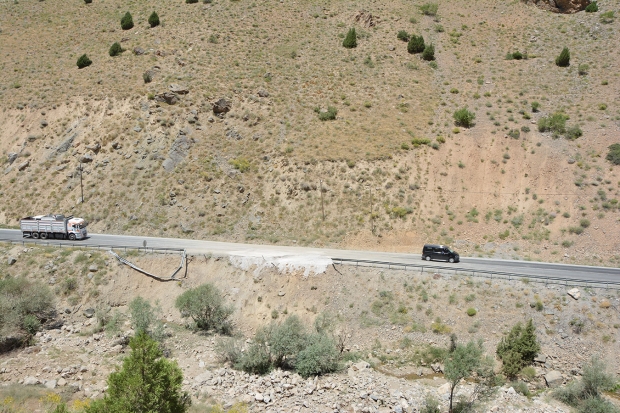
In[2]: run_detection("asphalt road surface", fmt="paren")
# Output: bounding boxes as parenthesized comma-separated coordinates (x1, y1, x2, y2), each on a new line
(1, 229, 619, 285)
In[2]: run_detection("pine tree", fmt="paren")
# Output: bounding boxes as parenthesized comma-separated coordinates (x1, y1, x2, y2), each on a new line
(407, 35, 425, 54)
(120, 12, 134, 30)
(343, 28, 357, 49)
(85, 333, 190, 413)
(76, 54, 92, 69)
(148, 12, 160, 28)
(109, 42, 123, 57)
(555, 47, 570, 67)
(422, 43, 435, 61)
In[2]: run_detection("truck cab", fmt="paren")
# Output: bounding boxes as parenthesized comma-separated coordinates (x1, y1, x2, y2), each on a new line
(67, 217, 88, 240)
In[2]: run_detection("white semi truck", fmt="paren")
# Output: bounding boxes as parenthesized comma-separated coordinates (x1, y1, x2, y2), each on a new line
(20, 214, 88, 240)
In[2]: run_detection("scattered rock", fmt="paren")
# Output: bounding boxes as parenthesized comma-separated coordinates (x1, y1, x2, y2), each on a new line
(534, 354, 547, 364)
(40, 119, 48, 128)
(88, 265, 98, 272)
(56, 133, 77, 154)
(133, 47, 146, 55)
(155, 92, 179, 105)
(212, 98, 232, 114)
(567, 288, 581, 300)
(7, 256, 17, 265)
(111, 142, 122, 150)
(44, 380, 57, 389)
(86, 143, 101, 153)
(544, 370, 563, 387)
(23, 376, 39, 386)
(79, 154, 93, 163)
(169, 84, 189, 95)
(17, 160, 30, 171)
(162, 134, 192, 172)
(83, 308, 96, 318)
(257, 89, 269, 97)
(7, 152, 18, 164)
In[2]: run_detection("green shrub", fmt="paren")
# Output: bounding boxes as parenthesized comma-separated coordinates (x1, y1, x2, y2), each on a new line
(269, 315, 308, 368)
(318, 106, 337, 121)
(585, 1, 598, 12)
(175, 283, 234, 334)
(397, 30, 409, 41)
(343, 28, 357, 48)
(109, 42, 123, 57)
(420, 2, 438, 16)
(512, 51, 523, 60)
(85, 333, 190, 413)
(606, 143, 620, 165)
(129, 297, 165, 342)
(578, 63, 589, 75)
(411, 137, 431, 146)
(538, 112, 568, 137)
(453, 108, 475, 128)
(407, 35, 425, 54)
(580, 219, 591, 228)
(0, 277, 55, 344)
(120, 12, 134, 30)
(510, 381, 531, 397)
(565, 125, 583, 140)
(295, 334, 340, 377)
(236, 341, 272, 375)
(496, 319, 540, 379)
(148, 11, 160, 28)
(76, 54, 92, 69)
(84, 0, 92, 3)
(422, 44, 435, 61)
(466, 308, 477, 317)
(553, 357, 617, 412)
(569, 226, 584, 235)
(555, 47, 570, 67)
(229, 157, 251, 172)
(600, 11, 615, 23)
(143, 71, 153, 84)
(421, 396, 441, 413)
(186, 0, 198, 3)
(531, 101, 540, 112)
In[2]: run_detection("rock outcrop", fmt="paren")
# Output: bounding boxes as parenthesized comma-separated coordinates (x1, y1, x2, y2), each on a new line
(522, 0, 591, 13)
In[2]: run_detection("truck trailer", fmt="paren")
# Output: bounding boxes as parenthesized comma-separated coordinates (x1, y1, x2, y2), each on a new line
(20, 214, 88, 240)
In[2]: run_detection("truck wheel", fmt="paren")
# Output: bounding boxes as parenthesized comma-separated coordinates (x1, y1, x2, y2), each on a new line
(32, 232, 39, 239)
(40, 232, 48, 239)
(425, 256, 431, 261)
(69, 234, 76, 240)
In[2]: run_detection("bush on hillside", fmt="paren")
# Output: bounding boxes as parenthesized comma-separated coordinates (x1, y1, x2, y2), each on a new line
(496, 319, 540, 379)
(0, 277, 55, 352)
(186, 0, 198, 3)
(397, 30, 409, 41)
(555, 47, 570, 67)
(343, 28, 357, 48)
(538, 112, 582, 139)
(453, 108, 475, 128)
(84, 0, 92, 4)
(109, 42, 123, 57)
(422, 44, 435, 61)
(76, 54, 92, 69)
(420, 3, 438, 16)
(407, 34, 425, 54)
(317, 106, 337, 121)
(85, 333, 190, 413)
(585, 1, 598, 12)
(148, 12, 160, 28)
(295, 334, 340, 378)
(606, 143, 620, 165)
(175, 283, 234, 334)
(121, 12, 134, 30)
(129, 296, 165, 342)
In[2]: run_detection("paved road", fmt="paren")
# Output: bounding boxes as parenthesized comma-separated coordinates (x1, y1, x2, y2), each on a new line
(1, 229, 619, 284)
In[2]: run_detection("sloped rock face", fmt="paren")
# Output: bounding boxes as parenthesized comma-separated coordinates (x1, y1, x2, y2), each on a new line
(522, 0, 591, 13)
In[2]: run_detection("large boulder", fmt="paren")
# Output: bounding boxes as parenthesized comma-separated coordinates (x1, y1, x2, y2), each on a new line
(544, 370, 564, 387)
(521, 0, 589, 13)
(212, 98, 232, 114)
(169, 84, 189, 94)
(155, 92, 179, 105)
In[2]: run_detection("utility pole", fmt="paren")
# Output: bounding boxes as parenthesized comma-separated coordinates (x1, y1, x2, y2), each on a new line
(79, 162, 84, 203)
(320, 179, 325, 221)
(369, 186, 374, 234)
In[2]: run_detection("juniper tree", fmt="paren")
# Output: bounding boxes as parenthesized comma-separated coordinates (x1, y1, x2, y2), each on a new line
(555, 47, 570, 67)
(343, 28, 357, 48)
(121, 12, 134, 30)
(148, 12, 160, 28)
(407, 35, 425, 54)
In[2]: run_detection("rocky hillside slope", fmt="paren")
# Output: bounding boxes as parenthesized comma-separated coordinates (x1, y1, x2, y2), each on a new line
(0, 0, 619, 265)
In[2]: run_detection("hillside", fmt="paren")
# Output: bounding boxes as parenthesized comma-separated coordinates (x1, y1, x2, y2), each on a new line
(1, 244, 619, 411)
(0, 0, 619, 264)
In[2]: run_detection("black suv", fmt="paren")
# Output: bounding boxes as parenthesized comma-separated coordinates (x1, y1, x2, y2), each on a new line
(422, 244, 460, 263)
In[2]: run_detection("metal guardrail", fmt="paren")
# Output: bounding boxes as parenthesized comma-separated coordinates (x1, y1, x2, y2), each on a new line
(332, 258, 620, 290)
(109, 249, 186, 281)
(0, 238, 184, 254)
